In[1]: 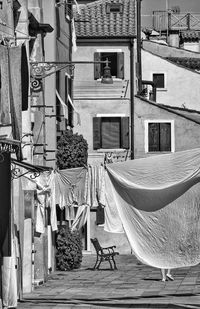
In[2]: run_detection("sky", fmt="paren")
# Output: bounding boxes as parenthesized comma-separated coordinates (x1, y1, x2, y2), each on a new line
(141, 0, 200, 28)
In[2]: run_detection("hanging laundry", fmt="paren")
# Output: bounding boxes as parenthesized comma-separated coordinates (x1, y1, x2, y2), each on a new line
(22, 170, 58, 233)
(71, 205, 88, 231)
(0, 152, 11, 257)
(106, 148, 200, 269)
(56, 167, 87, 209)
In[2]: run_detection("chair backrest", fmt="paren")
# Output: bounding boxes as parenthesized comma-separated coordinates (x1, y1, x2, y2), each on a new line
(91, 238, 103, 254)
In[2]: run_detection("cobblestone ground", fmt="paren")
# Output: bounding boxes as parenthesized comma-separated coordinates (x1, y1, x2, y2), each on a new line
(17, 254, 200, 309)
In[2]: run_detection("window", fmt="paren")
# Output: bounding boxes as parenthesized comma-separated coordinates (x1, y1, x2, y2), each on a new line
(106, 3, 123, 13)
(93, 116, 129, 150)
(94, 52, 124, 80)
(146, 122, 173, 152)
(153, 73, 165, 89)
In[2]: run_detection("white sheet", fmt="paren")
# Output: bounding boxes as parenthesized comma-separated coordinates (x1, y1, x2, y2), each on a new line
(106, 148, 200, 269)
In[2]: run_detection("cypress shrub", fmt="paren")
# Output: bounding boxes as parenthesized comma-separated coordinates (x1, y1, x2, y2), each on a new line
(55, 226, 83, 271)
(56, 129, 88, 169)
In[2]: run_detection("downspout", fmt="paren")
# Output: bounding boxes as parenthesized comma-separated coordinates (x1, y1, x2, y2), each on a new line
(136, 0, 142, 94)
(130, 38, 134, 160)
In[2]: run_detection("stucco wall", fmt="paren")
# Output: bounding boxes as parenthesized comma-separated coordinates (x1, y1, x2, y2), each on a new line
(73, 44, 131, 94)
(74, 99, 130, 155)
(142, 49, 200, 110)
(134, 96, 200, 159)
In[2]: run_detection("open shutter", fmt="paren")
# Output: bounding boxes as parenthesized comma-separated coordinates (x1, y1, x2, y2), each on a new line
(148, 123, 159, 151)
(94, 52, 101, 80)
(160, 123, 171, 151)
(117, 52, 124, 79)
(93, 117, 101, 149)
(121, 117, 129, 149)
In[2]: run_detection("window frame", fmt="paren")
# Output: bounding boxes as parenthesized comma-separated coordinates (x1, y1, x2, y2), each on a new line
(94, 49, 124, 80)
(144, 120, 175, 153)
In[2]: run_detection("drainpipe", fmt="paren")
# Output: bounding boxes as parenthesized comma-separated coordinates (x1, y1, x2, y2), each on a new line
(130, 38, 134, 160)
(136, 0, 142, 94)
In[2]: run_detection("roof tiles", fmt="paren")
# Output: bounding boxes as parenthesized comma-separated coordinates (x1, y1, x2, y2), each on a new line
(73, 0, 136, 38)
(166, 57, 200, 71)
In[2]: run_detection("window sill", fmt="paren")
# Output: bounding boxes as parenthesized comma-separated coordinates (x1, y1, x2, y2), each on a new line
(156, 88, 167, 92)
(97, 148, 127, 152)
(96, 78, 123, 82)
(146, 151, 172, 154)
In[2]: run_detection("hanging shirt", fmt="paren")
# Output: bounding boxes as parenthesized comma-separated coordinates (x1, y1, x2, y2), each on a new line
(56, 167, 87, 208)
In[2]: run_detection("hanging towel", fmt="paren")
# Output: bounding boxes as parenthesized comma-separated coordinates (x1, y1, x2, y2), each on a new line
(106, 148, 200, 269)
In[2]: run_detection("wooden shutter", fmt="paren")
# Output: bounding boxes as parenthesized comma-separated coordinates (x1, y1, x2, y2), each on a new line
(148, 123, 160, 151)
(121, 117, 129, 149)
(94, 52, 101, 80)
(117, 52, 124, 79)
(160, 123, 171, 151)
(93, 117, 101, 149)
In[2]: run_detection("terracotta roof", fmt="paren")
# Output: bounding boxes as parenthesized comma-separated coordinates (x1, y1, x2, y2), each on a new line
(166, 57, 200, 71)
(180, 31, 200, 40)
(73, 0, 136, 38)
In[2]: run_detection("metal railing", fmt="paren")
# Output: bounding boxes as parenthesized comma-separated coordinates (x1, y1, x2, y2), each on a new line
(153, 11, 200, 32)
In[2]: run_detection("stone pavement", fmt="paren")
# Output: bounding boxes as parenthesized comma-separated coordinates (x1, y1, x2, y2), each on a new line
(17, 254, 200, 309)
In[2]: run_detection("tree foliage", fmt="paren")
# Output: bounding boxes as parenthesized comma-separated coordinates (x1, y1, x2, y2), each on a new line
(56, 129, 88, 169)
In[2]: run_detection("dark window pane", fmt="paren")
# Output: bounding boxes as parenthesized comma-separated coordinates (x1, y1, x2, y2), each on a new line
(102, 117, 120, 149)
(148, 123, 160, 151)
(153, 73, 165, 88)
(160, 123, 171, 151)
(101, 53, 118, 77)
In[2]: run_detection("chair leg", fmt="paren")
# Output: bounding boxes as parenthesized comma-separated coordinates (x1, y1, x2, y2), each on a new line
(112, 256, 117, 270)
(96, 258, 103, 270)
(108, 258, 113, 270)
(93, 257, 99, 270)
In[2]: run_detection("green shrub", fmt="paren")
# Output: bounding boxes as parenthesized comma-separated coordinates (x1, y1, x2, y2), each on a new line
(55, 226, 83, 271)
(56, 129, 88, 169)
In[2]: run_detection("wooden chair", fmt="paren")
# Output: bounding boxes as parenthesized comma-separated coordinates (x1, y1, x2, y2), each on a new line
(90, 238, 119, 270)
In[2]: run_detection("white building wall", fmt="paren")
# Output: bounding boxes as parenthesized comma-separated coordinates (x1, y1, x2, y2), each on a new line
(142, 49, 200, 111)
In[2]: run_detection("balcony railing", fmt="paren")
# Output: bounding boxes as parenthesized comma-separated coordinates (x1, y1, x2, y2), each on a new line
(153, 11, 200, 32)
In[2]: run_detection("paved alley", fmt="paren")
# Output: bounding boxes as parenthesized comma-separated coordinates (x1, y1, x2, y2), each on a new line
(17, 254, 200, 309)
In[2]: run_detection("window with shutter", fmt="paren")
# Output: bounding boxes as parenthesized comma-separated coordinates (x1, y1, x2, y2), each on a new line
(93, 116, 129, 150)
(148, 122, 171, 152)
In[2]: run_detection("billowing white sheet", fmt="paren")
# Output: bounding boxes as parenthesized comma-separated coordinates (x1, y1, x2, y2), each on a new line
(106, 148, 200, 269)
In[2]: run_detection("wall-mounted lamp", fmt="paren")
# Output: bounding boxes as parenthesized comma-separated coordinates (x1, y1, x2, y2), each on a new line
(101, 58, 113, 84)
